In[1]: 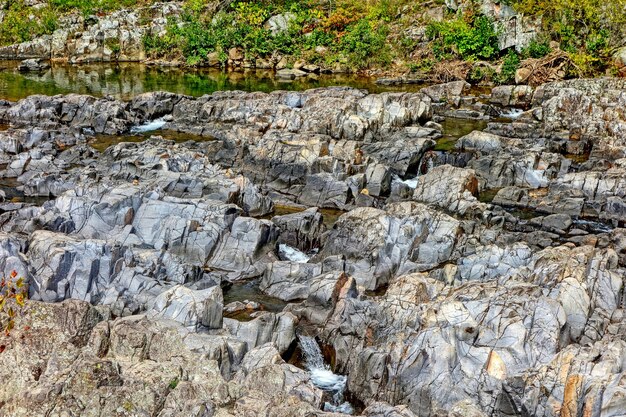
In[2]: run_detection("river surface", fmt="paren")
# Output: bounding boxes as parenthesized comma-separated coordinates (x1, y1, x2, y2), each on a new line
(0, 61, 428, 102)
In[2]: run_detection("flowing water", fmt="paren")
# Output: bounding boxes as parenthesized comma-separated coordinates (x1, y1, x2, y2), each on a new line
(298, 335, 354, 414)
(500, 107, 524, 119)
(130, 117, 168, 134)
(278, 244, 312, 263)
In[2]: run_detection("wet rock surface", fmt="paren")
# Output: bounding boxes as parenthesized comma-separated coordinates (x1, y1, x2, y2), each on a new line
(0, 81, 623, 416)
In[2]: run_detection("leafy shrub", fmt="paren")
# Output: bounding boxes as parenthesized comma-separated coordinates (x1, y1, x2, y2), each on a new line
(521, 39, 551, 58)
(427, 15, 499, 61)
(339, 19, 390, 69)
(241, 27, 274, 58)
(0, 1, 58, 45)
(302, 29, 334, 51)
(585, 30, 608, 57)
(0, 270, 28, 336)
(323, 8, 361, 33)
(567, 51, 600, 77)
(407, 62, 419, 72)
(367, 0, 396, 22)
(50, 0, 140, 15)
(140, 0, 400, 69)
(496, 50, 520, 84)
(182, 0, 207, 15)
(510, 0, 626, 55)
(143, 30, 178, 58)
(468, 64, 495, 83)
(235, 1, 269, 26)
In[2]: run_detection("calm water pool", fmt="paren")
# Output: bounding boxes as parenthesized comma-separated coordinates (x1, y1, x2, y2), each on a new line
(0, 61, 427, 101)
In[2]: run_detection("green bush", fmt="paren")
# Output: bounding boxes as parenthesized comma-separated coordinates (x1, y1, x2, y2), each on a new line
(367, 0, 396, 22)
(521, 39, 551, 58)
(144, 1, 392, 69)
(496, 50, 520, 84)
(339, 19, 390, 69)
(510, 0, 626, 63)
(143, 30, 176, 58)
(427, 15, 499, 61)
(50, 0, 140, 15)
(585, 30, 609, 58)
(468, 64, 495, 83)
(0, 1, 58, 45)
(302, 29, 334, 51)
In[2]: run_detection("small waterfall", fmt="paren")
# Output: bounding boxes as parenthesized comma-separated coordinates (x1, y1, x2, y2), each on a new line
(130, 118, 167, 134)
(278, 244, 311, 263)
(500, 108, 524, 119)
(298, 335, 354, 414)
(399, 177, 418, 188)
(397, 152, 436, 189)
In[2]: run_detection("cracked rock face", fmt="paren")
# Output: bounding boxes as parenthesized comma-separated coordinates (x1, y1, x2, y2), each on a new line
(0, 82, 624, 416)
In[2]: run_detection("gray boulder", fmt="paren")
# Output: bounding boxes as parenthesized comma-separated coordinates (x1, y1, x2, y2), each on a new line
(413, 164, 483, 214)
(17, 58, 50, 72)
(316, 201, 460, 289)
(272, 207, 325, 252)
(148, 285, 223, 329)
(223, 312, 296, 354)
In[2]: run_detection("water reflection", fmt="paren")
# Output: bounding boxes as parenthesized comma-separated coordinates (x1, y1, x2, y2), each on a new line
(0, 61, 427, 101)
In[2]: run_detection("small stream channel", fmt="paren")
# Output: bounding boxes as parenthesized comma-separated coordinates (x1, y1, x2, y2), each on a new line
(298, 335, 354, 414)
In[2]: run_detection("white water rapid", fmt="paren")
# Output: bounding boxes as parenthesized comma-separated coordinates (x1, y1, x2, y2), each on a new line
(298, 335, 354, 414)
(278, 244, 311, 263)
(130, 117, 167, 133)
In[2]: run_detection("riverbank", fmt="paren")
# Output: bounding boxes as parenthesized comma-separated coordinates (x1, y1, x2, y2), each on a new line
(1, 0, 625, 85)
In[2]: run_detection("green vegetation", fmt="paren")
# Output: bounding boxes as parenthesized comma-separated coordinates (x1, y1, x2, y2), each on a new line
(0, 0, 156, 46)
(496, 50, 521, 84)
(521, 39, 551, 59)
(143, 0, 395, 69)
(49, 0, 140, 14)
(426, 15, 499, 61)
(507, 0, 626, 75)
(168, 377, 179, 390)
(0, 1, 57, 45)
(0, 0, 625, 81)
(105, 38, 121, 56)
(422, 0, 626, 81)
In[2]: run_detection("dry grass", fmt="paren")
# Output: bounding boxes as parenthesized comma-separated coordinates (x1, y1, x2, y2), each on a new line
(430, 60, 471, 83)
(518, 50, 572, 86)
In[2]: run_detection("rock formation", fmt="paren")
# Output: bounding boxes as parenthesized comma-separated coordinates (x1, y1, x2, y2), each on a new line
(0, 80, 623, 416)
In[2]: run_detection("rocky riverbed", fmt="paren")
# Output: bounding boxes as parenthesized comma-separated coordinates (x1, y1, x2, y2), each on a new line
(0, 78, 623, 416)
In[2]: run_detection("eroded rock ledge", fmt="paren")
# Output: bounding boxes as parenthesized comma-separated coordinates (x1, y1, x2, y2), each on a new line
(0, 80, 623, 416)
